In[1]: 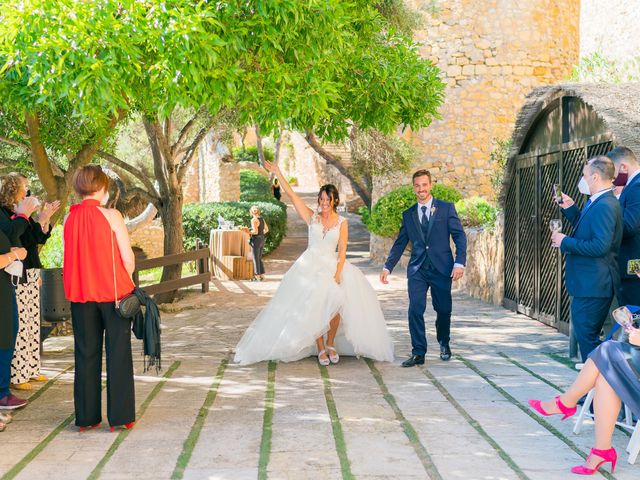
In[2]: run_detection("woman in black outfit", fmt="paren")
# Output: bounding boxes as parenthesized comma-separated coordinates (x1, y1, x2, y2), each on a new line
(0, 203, 30, 413)
(0, 173, 60, 390)
(247, 205, 269, 281)
(272, 178, 281, 202)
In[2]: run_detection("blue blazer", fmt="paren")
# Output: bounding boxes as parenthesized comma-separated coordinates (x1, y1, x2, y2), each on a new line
(617, 174, 640, 279)
(560, 191, 622, 297)
(384, 199, 467, 278)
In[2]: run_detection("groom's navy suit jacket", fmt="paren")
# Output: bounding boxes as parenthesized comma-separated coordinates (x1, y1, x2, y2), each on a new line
(384, 200, 467, 277)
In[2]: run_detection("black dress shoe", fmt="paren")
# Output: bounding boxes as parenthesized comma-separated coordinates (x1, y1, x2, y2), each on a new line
(401, 355, 425, 367)
(440, 344, 452, 361)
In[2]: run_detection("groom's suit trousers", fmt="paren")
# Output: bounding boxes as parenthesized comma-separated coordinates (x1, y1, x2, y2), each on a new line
(408, 259, 452, 356)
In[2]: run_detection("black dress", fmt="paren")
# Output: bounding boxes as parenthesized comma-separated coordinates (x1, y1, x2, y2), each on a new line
(250, 217, 266, 276)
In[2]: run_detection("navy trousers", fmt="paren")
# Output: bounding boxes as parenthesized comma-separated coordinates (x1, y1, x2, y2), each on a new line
(571, 296, 613, 363)
(407, 260, 453, 356)
(0, 289, 18, 399)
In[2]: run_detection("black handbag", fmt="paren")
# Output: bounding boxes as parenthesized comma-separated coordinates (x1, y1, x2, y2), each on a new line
(110, 228, 141, 319)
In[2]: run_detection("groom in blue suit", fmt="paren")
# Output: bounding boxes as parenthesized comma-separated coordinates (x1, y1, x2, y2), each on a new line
(551, 156, 622, 362)
(381, 170, 467, 367)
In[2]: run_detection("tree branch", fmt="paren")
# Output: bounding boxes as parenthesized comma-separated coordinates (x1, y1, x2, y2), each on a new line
(305, 131, 372, 207)
(24, 111, 63, 198)
(0, 135, 31, 153)
(98, 150, 159, 200)
(171, 114, 198, 157)
(176, 125, 212, 183)
(143, 117, 170, 202)
(124, 187, 161, 210)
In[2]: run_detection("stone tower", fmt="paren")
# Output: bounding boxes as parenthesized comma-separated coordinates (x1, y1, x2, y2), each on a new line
(398, 0, 580, 200)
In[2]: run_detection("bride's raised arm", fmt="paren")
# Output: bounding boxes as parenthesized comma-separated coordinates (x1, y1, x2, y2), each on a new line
(264, 160, 313, 224)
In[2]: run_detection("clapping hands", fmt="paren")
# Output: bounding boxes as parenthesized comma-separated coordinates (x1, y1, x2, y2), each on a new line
(263, 160, 282, 177)
(14, 196, 40, 218)
(39, 200, 61, 223)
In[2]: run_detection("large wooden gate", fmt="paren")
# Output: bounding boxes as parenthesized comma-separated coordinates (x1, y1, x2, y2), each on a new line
(503, 96, 614, 334)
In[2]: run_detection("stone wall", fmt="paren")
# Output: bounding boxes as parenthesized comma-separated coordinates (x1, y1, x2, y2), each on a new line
(580, 0, 640, 62)
(369, 216, 504, 306)
(129, 219, 165, 259)
(386, 0, 581, 202)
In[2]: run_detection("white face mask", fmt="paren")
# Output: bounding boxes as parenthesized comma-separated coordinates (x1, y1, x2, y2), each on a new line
(5, 259, 24, 285)
(578, 177, 591, 195)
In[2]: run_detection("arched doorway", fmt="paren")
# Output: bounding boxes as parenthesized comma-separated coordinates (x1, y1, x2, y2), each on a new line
(503, 89, 623, 334)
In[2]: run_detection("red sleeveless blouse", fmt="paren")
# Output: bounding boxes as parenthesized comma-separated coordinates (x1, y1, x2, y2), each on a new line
(63, 199, 135, 303)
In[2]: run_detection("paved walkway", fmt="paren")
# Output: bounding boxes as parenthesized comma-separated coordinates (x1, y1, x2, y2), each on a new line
(2, 191, 638, 480)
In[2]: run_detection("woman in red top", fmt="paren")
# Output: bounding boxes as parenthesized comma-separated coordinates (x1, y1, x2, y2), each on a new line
(63, 165, 136, 431)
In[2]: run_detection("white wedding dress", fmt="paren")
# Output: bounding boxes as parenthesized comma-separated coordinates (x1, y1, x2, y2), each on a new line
(234, 214, 395, 364)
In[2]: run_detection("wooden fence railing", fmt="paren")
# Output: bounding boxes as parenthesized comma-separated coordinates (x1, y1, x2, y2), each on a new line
(133, 242, 211, 295)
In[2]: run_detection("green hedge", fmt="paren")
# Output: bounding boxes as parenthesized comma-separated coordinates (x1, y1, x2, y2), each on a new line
(361, 183, 464, 237)
(183, 201, 287, 255)
(240, 169, 273, 203)
(39, 225, 64, 269)
(232, 146, 274, 164)
(455, 197, 498, 229)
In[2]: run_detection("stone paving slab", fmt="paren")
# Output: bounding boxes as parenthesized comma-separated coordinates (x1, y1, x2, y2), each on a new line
(2, 191, 638, 479)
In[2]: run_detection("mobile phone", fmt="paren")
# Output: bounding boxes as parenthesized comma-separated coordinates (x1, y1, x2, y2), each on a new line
(552, 184, 563, 204)
(628, 259, 640, 275)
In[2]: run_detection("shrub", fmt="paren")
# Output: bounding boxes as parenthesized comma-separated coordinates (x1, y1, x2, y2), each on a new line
(455, 197, 498, 229)
(232, 145, 274, 164)
(240, 169, 273, 203)
(183, 201, 287, 255)
(363, 185, 415, 237)
(39, 225, 64, 269)
(286, 176, 298, 186)
(431, 183, 462, 203)
(362, 183, 464, 237)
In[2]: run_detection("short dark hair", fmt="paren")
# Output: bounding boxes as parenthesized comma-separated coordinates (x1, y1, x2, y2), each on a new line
(607, 146, 638, 166)
(412, 169, 432, 183)
(318, 184, 340, 212)
(587, 155, 615, 181)
(73, 165, 110, 196)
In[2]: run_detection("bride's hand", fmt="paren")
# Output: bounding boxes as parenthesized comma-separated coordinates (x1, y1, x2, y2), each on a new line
(334, 272, 342, 284)
(264, 160, 281, 177)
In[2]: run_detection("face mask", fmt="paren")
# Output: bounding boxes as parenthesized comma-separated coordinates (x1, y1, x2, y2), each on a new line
(613, 172, 628, 187)
(578, 177, 591, 195)
(101, 191, 110, 206)
(5, 259, 24, 285)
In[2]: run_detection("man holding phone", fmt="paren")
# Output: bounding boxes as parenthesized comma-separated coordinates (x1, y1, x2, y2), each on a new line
(551, 156, 622, 362)
(607, 146, 640, 306)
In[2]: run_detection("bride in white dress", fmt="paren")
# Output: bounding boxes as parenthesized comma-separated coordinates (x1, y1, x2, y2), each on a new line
(234, 161, 395, 365)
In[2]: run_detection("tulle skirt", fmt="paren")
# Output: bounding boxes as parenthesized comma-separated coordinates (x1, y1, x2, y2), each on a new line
(234, 248, 395, 365)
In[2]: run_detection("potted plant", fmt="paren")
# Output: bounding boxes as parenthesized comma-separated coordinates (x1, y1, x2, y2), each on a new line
(39, 226, 71, 337)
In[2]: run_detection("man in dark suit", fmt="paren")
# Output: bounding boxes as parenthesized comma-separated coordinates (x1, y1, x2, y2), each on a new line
(552, 156, 622, 362)
(380, 170, 467, 367)
(607, 147, 640, 306)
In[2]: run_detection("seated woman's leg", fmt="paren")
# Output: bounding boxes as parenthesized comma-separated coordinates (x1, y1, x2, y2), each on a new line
(538, 358, 601, 414)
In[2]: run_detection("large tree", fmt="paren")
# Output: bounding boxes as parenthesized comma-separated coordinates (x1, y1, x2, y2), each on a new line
(0, 0, 444, 300)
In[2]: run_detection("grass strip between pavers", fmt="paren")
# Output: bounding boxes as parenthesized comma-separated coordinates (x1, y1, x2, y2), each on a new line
(24, 364, 74, 405)
(319, 364, 354, 480)
(86, 360, 181, 480)
(545, 352, 580, 371)
(1, 376, 109, 480)
(456, 354, 617, 480)
(258, 361, 277, 480)
(171, 357, 229, 480)
(365, 358, 442, 480)
(420, 366, 531, 480)
(500, 351, 632, 438)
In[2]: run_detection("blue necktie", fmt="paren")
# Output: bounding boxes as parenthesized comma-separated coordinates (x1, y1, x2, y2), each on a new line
(421, 205, 429, 236)
(585, 198, 592, 209)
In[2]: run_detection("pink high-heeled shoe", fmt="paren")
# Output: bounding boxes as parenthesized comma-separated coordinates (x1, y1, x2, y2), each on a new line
(527, 395, 577, 420)
(317, 350, 330, 366)
(571, 447, 617, 475)
(327, 346, 339, 364)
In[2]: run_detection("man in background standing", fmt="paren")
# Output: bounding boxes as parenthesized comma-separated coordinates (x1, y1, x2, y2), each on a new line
(607, 146, 640, 307)
(552, 156, 622, 362)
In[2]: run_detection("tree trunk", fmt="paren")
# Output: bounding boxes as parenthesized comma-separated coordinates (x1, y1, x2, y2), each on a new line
(154, 190, 184, 304)
(305, 131, 372, 207)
